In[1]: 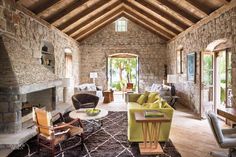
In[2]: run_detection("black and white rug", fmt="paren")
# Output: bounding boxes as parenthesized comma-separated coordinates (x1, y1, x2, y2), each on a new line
(9, 111, 181, 157)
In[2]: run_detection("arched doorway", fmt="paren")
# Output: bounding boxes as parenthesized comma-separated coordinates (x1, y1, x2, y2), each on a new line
(201, 39, 232, 118)
(107, 53, 139, 92)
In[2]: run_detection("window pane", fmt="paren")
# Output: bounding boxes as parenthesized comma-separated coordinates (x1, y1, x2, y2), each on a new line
(115, 19, 127, 32)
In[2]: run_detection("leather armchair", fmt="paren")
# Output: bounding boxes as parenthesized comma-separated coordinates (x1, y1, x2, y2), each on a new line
(72, 93, 99, 110)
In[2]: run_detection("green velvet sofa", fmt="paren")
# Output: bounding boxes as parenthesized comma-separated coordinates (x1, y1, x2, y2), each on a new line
(127, 93, 174, 142)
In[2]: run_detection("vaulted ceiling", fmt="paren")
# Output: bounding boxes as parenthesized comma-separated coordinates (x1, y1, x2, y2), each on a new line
(16, 0, 231, 41)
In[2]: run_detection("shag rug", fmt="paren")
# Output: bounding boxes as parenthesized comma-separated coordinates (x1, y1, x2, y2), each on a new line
(9, 111, 181, 157)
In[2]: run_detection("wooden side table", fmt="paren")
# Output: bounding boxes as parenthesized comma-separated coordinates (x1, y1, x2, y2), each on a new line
(134, 111, 171, 155)
(103, 90, 113, 103)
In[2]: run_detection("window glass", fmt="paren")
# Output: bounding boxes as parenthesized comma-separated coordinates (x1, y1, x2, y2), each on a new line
(115, 19, 127, 32)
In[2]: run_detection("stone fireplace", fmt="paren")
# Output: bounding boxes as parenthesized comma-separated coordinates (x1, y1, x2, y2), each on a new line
(0, 35, 62, 133)
(0, 82, 61, 134)
(21, 87, 56, 118)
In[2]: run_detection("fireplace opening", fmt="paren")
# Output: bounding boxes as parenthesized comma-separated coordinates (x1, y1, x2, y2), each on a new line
(21, 87, 56, 119)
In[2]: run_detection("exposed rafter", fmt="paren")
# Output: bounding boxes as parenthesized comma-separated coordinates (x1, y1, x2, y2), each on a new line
(216, 0, 229, 4)
(123, 7, 173, 39)
(45, 0, 89, 24)
(123, 13, 168, 41)
(134, 0, 189, 29)
(156, 0, 200, 23)
(32, 0, 60, 15)
(72, 7, 124, 39)
(185, 0, 212, 15)
(36, 0, 63, 17)
(57, 0, 110, 31)
(66, 1, 123, 36)
(123, 1, 180, 35)
(76, 13, 124, 42)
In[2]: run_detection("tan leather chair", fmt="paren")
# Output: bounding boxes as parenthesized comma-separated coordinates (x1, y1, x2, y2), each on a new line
(33, 107, 84, 156)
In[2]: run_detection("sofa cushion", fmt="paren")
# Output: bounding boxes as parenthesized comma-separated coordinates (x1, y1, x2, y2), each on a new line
(147, 92, 158, 103)
(149, 101, 161, 109)
(136, 94, 147, 105)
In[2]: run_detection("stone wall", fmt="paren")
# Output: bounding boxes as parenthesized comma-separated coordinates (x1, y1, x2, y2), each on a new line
(79, 19, 167, 91)
(166, 7, 236, 115)
(0, 0, 80, 99)
(0, 0, 80, 133)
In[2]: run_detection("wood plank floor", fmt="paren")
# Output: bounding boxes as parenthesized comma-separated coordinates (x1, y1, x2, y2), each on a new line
(97, 93, 228, 157)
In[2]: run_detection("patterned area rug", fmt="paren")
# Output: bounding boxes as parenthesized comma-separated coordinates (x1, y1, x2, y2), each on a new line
(9, 111, 181, 157)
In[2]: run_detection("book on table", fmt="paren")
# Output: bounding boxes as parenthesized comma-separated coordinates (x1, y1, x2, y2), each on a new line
(145, 110, 164, 117)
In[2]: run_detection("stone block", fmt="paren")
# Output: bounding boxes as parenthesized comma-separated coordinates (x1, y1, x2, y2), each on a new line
(0, 113, 2, 123)
(0, 102, 8, 112)
(3, 8, 12, 21)
(9, 102, 21, 112)
(0, 17, 6, 31)
(3, 112, 17, 123)
(6, 20, 15, 34)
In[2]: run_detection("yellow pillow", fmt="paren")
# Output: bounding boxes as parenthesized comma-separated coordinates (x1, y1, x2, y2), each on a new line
(147, 92, 157, 103)
(136, 94, 147, 105)
(144, 91, 150, 97)
(149, 101, 161, 109)
(154, 94, 160, 100)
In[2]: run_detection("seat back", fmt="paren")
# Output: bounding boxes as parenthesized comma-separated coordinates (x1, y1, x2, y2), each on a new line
(33, 107, 53, 137)
(206, 111, 224, 146)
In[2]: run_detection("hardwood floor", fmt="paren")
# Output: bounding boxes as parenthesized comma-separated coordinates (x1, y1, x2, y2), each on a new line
(97, 93, 228, 157)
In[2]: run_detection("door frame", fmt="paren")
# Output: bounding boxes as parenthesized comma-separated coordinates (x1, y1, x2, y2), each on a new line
(200, 51, 216, 118)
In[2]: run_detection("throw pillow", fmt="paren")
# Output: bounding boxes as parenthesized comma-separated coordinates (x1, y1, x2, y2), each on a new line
(149, 101, 161, 109)
(136, 94, 147, 105)
(147, 92, 158, 103)
(144, 91, 150, 97)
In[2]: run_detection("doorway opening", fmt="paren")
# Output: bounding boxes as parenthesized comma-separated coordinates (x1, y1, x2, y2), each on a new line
(201, 39, 232, 118)
(107, 53, 139, 92)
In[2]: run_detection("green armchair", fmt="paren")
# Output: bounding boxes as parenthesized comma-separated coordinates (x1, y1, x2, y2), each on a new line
(127, 93, 174, 142)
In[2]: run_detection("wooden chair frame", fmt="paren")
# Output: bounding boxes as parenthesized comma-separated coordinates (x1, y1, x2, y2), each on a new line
(33, 108, 84, 156)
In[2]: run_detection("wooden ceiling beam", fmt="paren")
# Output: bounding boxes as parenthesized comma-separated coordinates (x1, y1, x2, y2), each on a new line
(185, 0, 212, 15)
(123, 8, 173, 39)
(124, 1, 180, 35)
(57, 0, 110, 31)
(73, 7, 124, 40)
(156, 0, 200, 23)
(76, 13, 123, 42)
(134, 0, 189, 30)
(32, 0, 60, 15)
(122, 13, 168, 41)
(36, 0, 63, 17)
(66, 1, 123, 36)
(45, 0, 89, 24)
(216, 0, 230, 4)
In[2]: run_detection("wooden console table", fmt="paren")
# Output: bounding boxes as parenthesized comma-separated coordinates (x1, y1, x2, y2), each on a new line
(134, 111, 170, 155)
(217, 107, 236, 122)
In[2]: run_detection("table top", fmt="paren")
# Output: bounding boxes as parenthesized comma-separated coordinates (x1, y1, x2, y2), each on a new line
(69, 108, 108, 120)
(134, 111, 171, 123)
(217, 107, 236, 122)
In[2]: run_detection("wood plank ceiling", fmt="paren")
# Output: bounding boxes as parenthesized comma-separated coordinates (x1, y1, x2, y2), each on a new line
(16, 0, 231, 41)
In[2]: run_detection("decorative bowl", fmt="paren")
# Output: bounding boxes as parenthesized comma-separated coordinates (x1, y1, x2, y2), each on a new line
(86, 108, 101, 116)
